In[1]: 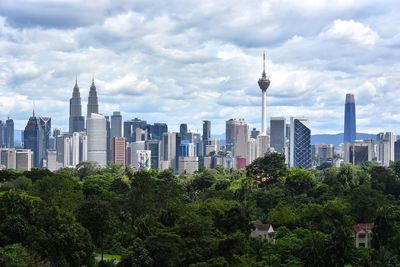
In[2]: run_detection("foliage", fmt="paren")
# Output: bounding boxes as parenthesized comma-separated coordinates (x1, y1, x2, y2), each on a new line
(1, 156, 400, 266)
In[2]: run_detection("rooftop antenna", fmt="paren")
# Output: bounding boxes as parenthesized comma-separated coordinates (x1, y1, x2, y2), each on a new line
(262, 50, 266, 78)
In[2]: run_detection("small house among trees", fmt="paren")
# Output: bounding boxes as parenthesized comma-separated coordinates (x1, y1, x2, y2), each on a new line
(250, 220, 276, 242)
(352, 223, 373, 248)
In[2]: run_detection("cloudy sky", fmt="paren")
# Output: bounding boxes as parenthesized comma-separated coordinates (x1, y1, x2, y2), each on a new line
(1, 0, 400, 135)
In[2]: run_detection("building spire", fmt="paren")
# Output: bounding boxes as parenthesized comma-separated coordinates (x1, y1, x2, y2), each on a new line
(32, 100, 35, 117)
(92, 74, 94, 84)
(262, 51, 266, 78)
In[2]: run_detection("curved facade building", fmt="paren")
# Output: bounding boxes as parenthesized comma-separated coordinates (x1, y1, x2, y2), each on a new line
(87, 113, 107, 167)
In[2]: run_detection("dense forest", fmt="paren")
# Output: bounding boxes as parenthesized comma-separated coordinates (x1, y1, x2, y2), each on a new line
(1, 153, 400, 266)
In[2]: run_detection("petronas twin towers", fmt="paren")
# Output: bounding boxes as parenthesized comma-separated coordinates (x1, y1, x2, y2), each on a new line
(69, 77, 99, 134)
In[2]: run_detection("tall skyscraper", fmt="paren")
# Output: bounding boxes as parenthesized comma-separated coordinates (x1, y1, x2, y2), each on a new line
(112, 137, 126, 166)
(225, 119, 236, 153)
(395, 141, 400, 161)
(202, 120, 211, 141)
(148, 123, 168, 140)
(87, 113, 107, 167)
(5, 118, 14, 148)
(146, 139, 161, 169)
(344, 93, 356, 144)
(71, 132, 80, 166)
(180, 123, 188, 140)
(105, 116, 111, 163)
(39, 117, 51, 162)
(162, 132, 181, 172)
(124, 118, 148, 143)
(87, 77, 99, 118)
(258, 51, 271, 135)
(377, 132, 396, 166)
(23, 111, 49, 168)
(202, 120, 211, 155)
(250, 128, 259, 139)
(69, 78, 85, 134)
(225, 118, 249, 164)
(289, 117, 311, 169)
(270, 117, 285, 153)
(111, 111, 122, 139)
(46, 150, 57, 171)
(130, 141, 145, 168)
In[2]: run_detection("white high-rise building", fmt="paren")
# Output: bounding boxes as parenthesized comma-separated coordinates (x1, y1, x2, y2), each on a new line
(63, 136, 71, 167)
(72, 132, 80, 166)
(16, 149, 33, 171)
(46, 149, 58, 171)
(87, 113, 107, 167)
(377, 132, 396, 166)
(130, 141, 145, 169)
(248, 138, 257, 164)
(0, 148, 16, 169)
(80, 133, 88, 162)
(162, 132, 180, 172)
(225, 118, 249, 165)
(257, 134, 270, 158)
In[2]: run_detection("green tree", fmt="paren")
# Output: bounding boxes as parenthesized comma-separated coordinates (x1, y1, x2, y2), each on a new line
(144, 230, 183, 267)
(77, 198, 114, 260)
(129, 170, 157, 221)
(32, 206, 94, 266)
(370, 166, 400, 197)
(373, 205, 400, 255)
(82, 174, 114, 199)
(285, 168, 316, 195)
(246, 152, 287, 185)
(268, 202, 301, 227)
(346, 185, 388, 223)
(0, 243, 49, 267)
(118, 239, 153, 267)
(32, 173, 83, 212)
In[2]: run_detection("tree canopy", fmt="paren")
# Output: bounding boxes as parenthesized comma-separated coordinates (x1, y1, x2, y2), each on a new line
(1, 155, 400, 266)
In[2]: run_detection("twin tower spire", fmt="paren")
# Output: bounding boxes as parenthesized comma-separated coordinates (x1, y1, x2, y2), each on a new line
(69, 76, 99, 134)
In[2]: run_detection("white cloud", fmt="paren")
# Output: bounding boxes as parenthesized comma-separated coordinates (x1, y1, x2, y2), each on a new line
(0, 1, 399, 135)
(320, 19, 379, 48)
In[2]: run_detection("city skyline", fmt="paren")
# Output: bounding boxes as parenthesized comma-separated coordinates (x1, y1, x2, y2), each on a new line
(1, 1, 400, 134)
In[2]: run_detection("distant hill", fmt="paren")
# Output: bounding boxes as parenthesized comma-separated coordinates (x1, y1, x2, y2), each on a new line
(311, 133, 377, 148)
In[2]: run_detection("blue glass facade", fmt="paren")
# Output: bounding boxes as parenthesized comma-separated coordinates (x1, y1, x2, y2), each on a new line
(344, 93, 356, 144)
(395, 141, 400, 161)
(148, 123, 168, 140)
(180, 140, 197, 157)
(123, 118, 148, 142)
(293, 118, 311, 169)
